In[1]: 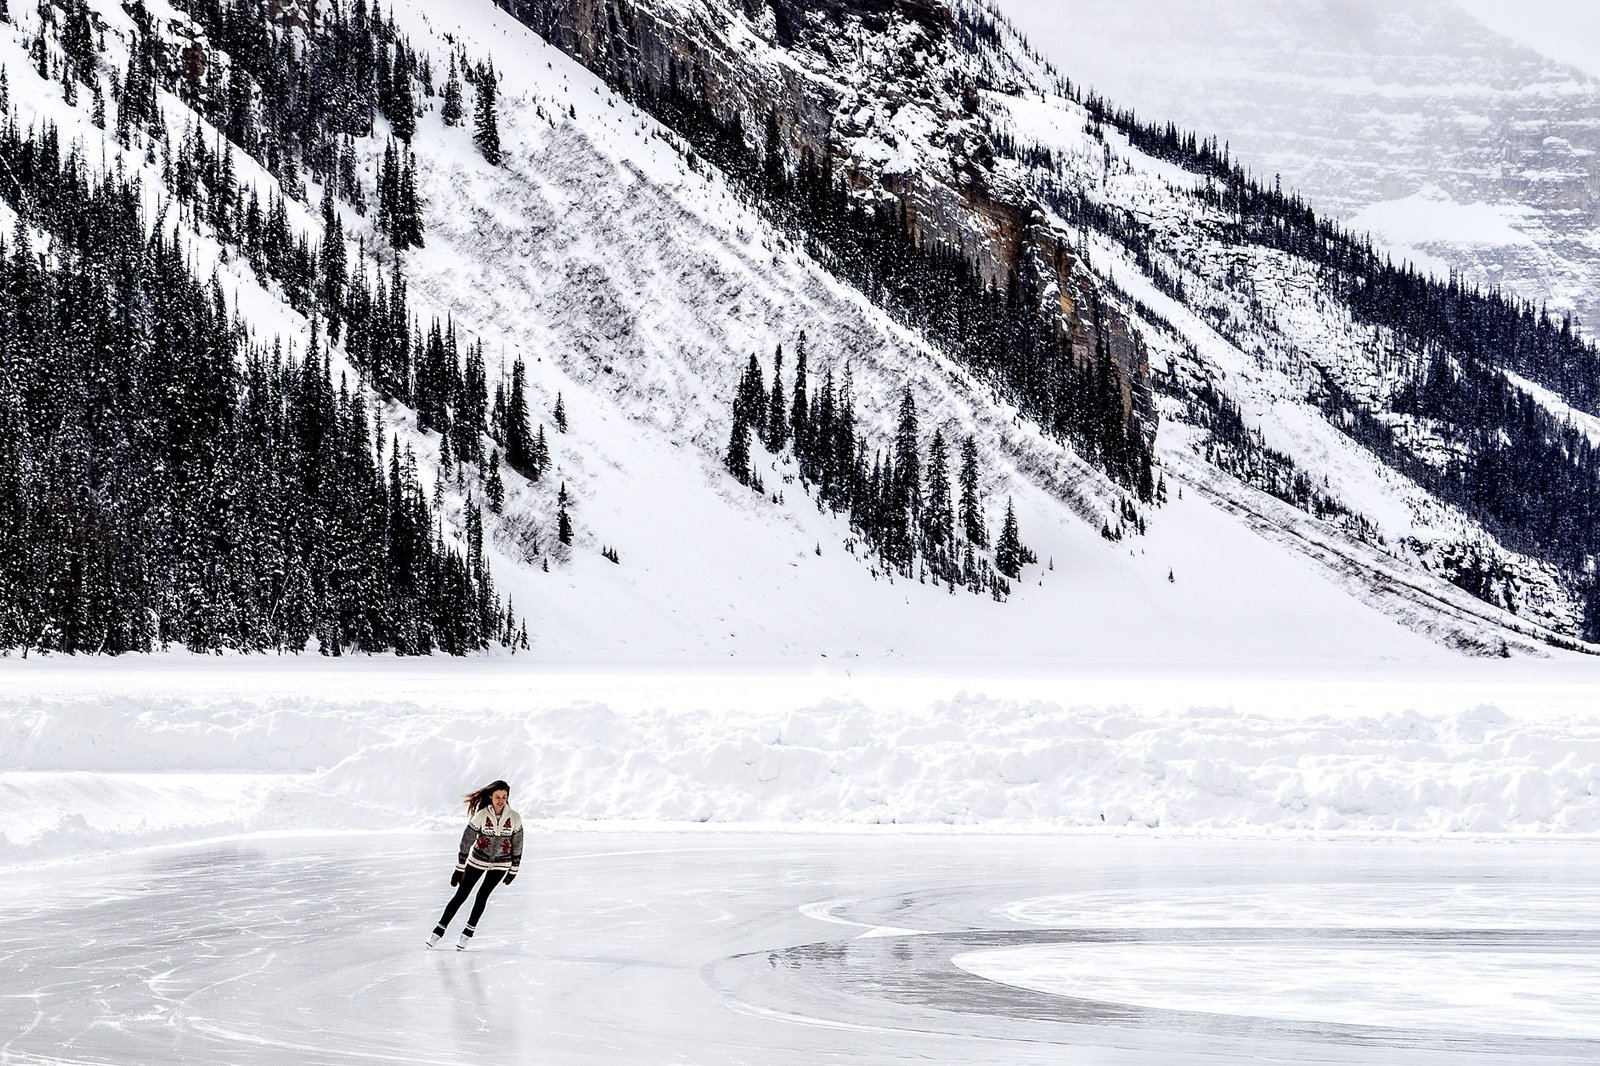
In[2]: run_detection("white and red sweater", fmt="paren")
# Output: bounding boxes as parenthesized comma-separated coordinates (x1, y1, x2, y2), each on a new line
(457, 805, 524, 873)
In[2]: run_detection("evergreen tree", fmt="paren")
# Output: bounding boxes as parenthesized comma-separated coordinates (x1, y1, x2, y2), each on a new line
(375, 142, 423, 249)
(399, 149, 424, 248)
(534, 424, 550, 470)
(439, 421, 455, 474)
(339, 137, 366, 213)
(504, 357, 537, 479)
(490, 381, 506, 441)
(442, 53, 464, 126)
(959, 435, 986, 547)
(318, 201, 348, 340)
(553, 391, 567, 432)
(812, 366, 836, 493)
(473, 61, 502, 165)
(790, 331, 809, 461)
(557, 482, 573, 545)
(734, 353, 766, 438)
(0, 103, 521, 656)
(61, 0, 94, 82)
(725, 412, 750, 485)
(389, 43, 416, 143)
(996, 498, 1023, 579)
(766, 344, 787, 451)
(833, 363, 858, 508)
(486, 449, 505, 513)
(721, 335, 1020, 600)
(225, 62, 254, 151)
(924, 429, 953, 549)
(891, 387, 921, 569)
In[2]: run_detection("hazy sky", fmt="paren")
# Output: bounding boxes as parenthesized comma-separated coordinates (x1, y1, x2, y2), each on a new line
(994, 0, 1600, 83)
(1451, 0, 1600, 78)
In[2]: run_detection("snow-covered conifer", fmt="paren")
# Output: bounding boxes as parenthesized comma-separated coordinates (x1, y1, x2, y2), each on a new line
(486, 450, 505, 514)
(725, 412, 750, 486)
(473, 61, 502, 165)
(766, 345, 787, 452)
(505, 358, 538, 479)
(959, 436, 986, 547)
(996, 499, 1023, 579)
(442, 54, 464, 126)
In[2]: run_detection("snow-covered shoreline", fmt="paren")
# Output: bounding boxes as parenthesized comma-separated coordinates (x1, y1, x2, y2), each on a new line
(5, 662, 1599, 866)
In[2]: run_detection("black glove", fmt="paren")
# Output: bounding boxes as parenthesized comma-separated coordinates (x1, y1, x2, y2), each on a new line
(450, 868, 463, 887)
(503, 871, 517, 885)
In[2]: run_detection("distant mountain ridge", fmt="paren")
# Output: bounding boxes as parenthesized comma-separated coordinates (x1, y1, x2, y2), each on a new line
(993, 0, 1600, 335)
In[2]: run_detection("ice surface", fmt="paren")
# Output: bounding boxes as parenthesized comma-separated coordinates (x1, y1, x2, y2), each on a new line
(956, 941, 1600, 1039)
(3, 833, 1596, 1064)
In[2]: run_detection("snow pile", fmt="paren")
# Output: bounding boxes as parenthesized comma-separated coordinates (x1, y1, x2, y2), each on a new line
(5, 681, 1600, 865)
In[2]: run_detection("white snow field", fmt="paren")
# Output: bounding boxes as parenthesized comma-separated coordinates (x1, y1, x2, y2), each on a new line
(3, 832, 1598, 1065)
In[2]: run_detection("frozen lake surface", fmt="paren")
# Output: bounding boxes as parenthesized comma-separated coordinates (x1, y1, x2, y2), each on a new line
(3, 834, 1597, 1064)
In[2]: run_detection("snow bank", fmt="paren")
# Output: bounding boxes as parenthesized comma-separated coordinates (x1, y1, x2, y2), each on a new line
(5, 684, 1599, 865)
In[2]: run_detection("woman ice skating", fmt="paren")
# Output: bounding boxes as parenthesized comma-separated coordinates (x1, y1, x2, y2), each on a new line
(428, 779, 524, 950)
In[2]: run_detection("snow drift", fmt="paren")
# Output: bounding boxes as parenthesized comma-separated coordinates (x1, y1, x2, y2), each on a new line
(6, 673, 1600, 866)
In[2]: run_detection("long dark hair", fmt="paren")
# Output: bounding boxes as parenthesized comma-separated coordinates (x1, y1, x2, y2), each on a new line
(463, 779, 511, 814)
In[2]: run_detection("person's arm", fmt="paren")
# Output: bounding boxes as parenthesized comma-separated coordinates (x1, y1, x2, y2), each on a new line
(505, 818, 525, 883)
(456, 810, 481, 872)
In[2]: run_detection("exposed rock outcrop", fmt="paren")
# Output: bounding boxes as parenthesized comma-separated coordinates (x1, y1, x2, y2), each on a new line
(498, 0, 1153, 443)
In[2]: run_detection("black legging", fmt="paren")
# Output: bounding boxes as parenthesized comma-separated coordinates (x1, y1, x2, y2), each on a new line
(434, 867, 506, 937)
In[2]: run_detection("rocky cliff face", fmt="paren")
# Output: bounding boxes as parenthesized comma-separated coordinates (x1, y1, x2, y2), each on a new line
(497, 0, 1154, 440)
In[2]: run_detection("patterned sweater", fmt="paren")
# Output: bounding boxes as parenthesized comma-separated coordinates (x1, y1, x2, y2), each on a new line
(457, 805, 524, 872)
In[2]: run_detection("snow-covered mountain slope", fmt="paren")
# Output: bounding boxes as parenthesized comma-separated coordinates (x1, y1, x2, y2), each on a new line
(381, 0, 1447, 663)
(996, 0, 1600, 329)
(481, 0, 1600, 653)
(1, 0, 1595, 663)
(994, 92, 1600, 646)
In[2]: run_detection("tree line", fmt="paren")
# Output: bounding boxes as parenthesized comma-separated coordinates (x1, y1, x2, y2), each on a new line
(0, 0, 532, 653)
(0, 120, 522, 653)
(726, 335, 1032, 599)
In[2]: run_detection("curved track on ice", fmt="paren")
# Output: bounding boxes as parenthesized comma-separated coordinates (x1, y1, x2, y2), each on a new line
(2, 834, 1595, 1064)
